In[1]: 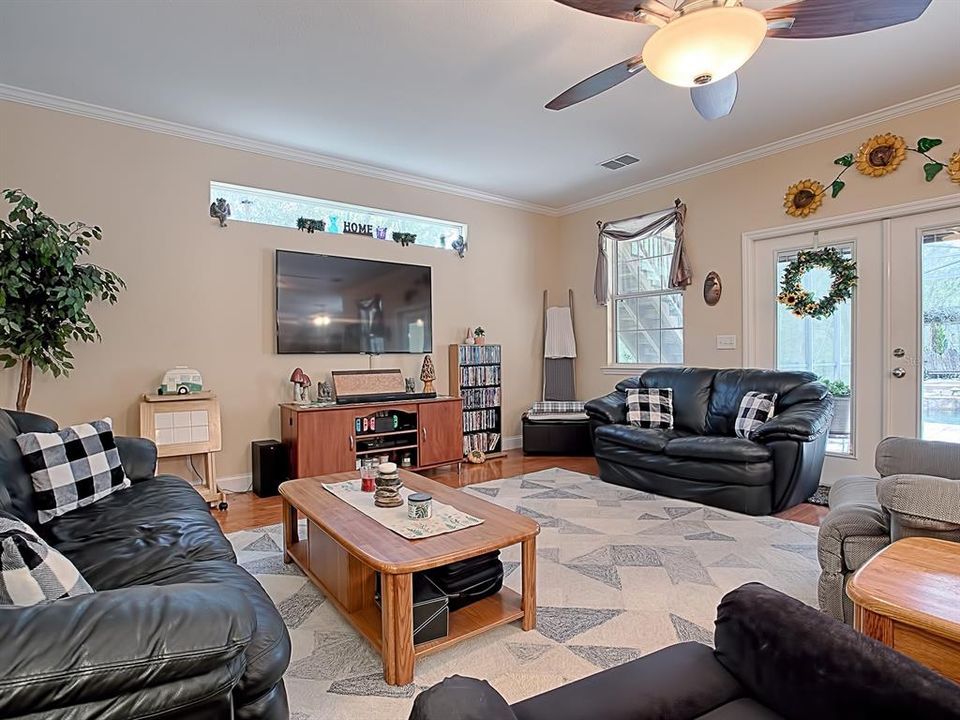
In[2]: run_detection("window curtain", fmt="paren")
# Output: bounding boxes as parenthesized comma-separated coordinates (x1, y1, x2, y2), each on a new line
(594, 200, 692, 305)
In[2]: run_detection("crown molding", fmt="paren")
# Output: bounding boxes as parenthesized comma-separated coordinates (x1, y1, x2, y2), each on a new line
(0, 83, 559, 216)
(2, 82, 958, 219)
(556, 83, 960, 216)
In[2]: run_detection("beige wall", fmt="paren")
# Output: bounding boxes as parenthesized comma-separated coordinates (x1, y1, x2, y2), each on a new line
(557, 99, 960, 402)
(0, 101, 559, 479)
(2, 98, 958, 479)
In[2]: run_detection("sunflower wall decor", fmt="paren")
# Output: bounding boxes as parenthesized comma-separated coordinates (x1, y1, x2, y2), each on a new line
(784, 179, 825, 218)
(782, 133, 958, 218)
(856, 133, 907, 177)
(778, 247, 858, 319)
(949, 150, 960, 184)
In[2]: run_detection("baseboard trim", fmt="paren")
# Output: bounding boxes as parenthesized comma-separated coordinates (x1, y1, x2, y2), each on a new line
(218, 473, 253, 493)
(503, 434, 522, 451)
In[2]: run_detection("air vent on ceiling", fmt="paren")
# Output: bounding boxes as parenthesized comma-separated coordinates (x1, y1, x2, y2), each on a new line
(599, 154, 640, 170)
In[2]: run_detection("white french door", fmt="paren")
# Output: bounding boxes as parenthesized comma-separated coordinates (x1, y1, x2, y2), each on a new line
(751, 222, 883, 481)
(887, 208, 960, 441)
(748, 204, 960, 484)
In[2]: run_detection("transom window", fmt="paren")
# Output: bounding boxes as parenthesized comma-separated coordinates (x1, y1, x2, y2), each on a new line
(210, 181, 467, 254)
(611, 223, 683, 365)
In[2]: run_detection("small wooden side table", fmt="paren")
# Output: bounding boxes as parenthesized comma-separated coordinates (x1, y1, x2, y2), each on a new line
(847, 537, 960, 682)
(139, 392, 227, 510)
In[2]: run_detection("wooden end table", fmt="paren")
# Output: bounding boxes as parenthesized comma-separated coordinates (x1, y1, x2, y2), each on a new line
(279, 469, 540, 685)
(847, 536, 960, 682)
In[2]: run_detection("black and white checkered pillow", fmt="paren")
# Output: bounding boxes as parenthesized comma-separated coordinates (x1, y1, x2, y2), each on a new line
(15, 417, 129, 524)
(626, 388, 674, 429)
(735, 392, 777, 439)
(0, 514, 93, 605)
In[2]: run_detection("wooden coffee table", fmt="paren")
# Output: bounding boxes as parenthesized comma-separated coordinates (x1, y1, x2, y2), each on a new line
(847, 537, 960, 682)
(279, 469, 540, 685)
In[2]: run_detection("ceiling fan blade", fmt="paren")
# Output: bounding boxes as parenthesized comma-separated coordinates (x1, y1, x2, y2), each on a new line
(690, 73, 738, 120)
(546, 55, 645, 110)
(553, 0, 674, 24)
(764, 0, 933, 39)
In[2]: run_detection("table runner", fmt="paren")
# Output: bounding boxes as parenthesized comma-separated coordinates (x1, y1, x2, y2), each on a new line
(322, 479, 484, 540)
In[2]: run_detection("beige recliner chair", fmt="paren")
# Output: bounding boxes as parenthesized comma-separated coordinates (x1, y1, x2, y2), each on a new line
(817, 436, 960, 623)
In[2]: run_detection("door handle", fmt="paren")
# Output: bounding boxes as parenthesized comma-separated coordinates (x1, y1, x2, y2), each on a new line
(349, 436, 355, 450)
(422, 427, 427, 443)
(892, 367, 907, 378)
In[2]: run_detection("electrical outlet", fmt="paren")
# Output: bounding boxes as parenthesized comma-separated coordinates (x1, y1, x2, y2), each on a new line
(716, 335, 737, 350)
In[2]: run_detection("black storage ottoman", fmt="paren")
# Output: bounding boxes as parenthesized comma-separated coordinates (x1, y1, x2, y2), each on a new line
(522, 415, 593, 456)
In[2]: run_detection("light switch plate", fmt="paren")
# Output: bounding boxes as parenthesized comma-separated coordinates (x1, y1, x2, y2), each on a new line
(716, 335, 737, 350)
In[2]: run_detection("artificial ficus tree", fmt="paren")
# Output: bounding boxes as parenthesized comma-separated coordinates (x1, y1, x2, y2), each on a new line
(0, 189, 124, 410)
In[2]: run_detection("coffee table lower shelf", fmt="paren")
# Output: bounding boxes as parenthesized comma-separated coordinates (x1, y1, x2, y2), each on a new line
(284, 527, 532, 683)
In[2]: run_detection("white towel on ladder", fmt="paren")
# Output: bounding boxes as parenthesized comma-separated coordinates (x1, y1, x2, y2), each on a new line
(545, 307, 577, 358)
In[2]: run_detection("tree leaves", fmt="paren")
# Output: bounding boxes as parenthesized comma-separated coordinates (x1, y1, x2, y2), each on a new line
(0, 190, 124, 390)
(831, 180, 845, 198)
(834, 154, 854, 167)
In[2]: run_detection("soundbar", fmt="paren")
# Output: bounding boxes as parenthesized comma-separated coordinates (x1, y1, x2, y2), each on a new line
(336, 391, 437, 405)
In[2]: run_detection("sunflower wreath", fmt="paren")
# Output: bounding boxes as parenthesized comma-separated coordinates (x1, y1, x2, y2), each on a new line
(778, 247, 858, 319)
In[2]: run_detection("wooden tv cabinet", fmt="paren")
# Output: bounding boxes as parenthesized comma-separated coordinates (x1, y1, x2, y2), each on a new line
(280, 396, 463, 478)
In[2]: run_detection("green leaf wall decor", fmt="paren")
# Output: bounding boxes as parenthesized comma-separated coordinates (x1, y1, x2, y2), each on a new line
(917, 137, 943, 153)
(924, 162, 944, 182)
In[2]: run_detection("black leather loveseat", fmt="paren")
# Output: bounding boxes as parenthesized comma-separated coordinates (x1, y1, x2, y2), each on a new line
(0, 409, 291, 720)
(410, 583, 960, 720)
(585, 368, 833, 515)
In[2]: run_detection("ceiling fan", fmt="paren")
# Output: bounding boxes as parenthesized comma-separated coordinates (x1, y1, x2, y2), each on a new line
(547, 0, 933, 120)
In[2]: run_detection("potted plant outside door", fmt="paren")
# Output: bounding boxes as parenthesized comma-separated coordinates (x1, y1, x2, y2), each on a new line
(822, 378, 852, 436)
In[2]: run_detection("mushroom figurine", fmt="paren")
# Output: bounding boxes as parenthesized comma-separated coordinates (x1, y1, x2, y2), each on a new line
(290, 368, 311, 403)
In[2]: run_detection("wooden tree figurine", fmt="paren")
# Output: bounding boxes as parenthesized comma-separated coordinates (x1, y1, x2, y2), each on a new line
(420, 355, 436, 394)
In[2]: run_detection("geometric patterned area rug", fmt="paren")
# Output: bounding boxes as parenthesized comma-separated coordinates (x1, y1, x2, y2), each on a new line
(226, 468, 821, 720)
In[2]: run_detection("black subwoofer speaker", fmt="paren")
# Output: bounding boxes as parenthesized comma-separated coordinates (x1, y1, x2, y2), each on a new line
(252, 439, 288, 497)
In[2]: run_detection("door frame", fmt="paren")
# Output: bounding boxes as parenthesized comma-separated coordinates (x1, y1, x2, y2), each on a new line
(741, 195, 960, 449)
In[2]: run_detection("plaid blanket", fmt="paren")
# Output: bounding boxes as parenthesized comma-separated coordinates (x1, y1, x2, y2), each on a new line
(529, 401, 585, 414)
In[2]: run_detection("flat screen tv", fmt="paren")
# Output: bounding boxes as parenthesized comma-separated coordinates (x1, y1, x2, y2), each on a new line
(276, 250, 433, 354)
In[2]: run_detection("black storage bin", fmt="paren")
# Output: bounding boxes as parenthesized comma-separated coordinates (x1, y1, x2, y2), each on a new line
(375, 573, 448, 645)
(522, 416, 593, 456)
(426, 551, 504, 611)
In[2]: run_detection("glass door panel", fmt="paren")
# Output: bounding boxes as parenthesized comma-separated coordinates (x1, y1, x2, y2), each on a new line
(775, 245, 854, 455)
(921, 227, 960, 443)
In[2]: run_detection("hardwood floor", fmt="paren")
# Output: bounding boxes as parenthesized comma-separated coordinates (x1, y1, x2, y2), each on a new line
(214, 450, 827, 534)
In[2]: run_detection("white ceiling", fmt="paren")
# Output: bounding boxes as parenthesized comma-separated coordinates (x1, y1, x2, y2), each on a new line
(0, 0, 958, 212)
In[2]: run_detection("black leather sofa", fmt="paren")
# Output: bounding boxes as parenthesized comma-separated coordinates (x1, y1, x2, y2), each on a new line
(410, 583, 960, 720)
(585, 368, 833, 515)
(0, 409, 291, 720)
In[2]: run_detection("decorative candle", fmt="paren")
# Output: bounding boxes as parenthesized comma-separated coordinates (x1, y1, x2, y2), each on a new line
(359, 459, 376, 492)
(407, 492, 433, 520)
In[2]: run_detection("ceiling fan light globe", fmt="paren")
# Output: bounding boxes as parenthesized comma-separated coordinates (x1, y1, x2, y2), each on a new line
(642, 6, 767, 88)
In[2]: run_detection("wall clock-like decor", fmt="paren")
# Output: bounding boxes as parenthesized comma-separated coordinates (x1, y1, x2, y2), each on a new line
(703, 271, 722, 306)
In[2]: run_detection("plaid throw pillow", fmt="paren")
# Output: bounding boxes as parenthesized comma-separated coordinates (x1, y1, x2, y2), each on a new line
(0, 515, 93, 605)
(626, 388, 674, 429)
(735, 392, 777, 439)
(16, 418, 129, 524)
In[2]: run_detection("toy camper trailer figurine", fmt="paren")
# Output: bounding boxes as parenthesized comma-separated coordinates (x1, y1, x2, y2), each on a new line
(159, 367, 203, 395)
